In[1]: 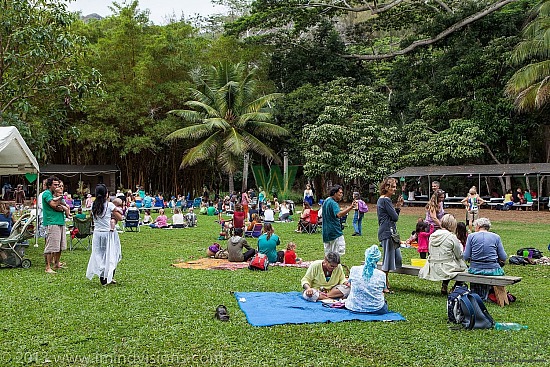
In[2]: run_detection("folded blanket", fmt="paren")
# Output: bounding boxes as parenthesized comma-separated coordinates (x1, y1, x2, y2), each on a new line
(235, 291, 406, 327)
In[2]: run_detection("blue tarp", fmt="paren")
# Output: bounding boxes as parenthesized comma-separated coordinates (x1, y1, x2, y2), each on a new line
(234, 291, 406, 327)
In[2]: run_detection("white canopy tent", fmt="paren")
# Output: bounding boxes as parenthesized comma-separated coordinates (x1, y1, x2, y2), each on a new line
(0, 126, 40, 174)
(0, 126, 40, 246)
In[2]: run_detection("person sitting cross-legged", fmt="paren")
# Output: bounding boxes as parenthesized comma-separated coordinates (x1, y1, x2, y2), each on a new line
(227, 228, 256, 262)
(301, 251, 350, 302)
(344, 245, 389, 314)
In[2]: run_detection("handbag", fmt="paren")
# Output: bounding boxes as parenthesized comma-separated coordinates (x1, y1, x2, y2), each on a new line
(390, 227, 401, 250)
(248, 253, 269, 271)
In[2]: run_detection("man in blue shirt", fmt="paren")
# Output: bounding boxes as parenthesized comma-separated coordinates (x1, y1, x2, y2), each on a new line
(322, 185, 356, 256)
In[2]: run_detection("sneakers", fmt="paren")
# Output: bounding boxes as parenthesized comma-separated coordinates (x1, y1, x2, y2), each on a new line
(215, 305, 229, 321)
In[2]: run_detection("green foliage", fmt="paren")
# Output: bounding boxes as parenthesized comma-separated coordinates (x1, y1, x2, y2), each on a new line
(506, 0, 550, 111)
(387, 2, 546, 165)
(167, 61, 288, 180)
(251, 165, 298, 199)
(301, 78, 400, 183)
(269, 20, 371, 93)
(0, 0, 101, 158)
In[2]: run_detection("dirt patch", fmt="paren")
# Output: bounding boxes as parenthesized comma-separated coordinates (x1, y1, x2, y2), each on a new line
(399, 206, 550, 224)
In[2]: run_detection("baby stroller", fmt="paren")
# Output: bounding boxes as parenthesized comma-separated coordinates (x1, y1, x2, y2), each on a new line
(0, 212, 35, 268)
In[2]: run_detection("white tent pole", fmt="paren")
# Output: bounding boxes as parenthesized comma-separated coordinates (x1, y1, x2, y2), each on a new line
(35, 172, 39, 248)
(478, 174, 481, 196)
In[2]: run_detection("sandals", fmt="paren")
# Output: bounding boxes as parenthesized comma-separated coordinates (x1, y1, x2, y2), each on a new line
(383, 288, 394, 294)
(215, 305, 229, 321)
(54, 263, 67, 270)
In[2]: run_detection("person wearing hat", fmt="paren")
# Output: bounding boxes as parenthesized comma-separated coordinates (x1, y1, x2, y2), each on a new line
(345, 245, 389, 314)
(116, 190, 126, 202)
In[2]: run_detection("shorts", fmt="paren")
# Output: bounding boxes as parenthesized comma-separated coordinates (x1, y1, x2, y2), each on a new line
(44, 225, 67, 253)
(323, 235, 346, 256)
(467, 210, 479, 223)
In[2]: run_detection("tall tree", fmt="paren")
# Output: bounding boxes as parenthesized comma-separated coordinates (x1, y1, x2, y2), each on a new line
(167, 61, 288, 193)
(297, 78, 399, 192)
(506, 0, 550, 111)
(0, 0, 100, 159)
(226, 0, 522, 60)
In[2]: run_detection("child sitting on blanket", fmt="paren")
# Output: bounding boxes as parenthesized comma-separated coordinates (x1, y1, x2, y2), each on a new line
(110, 198, 124, 231)
(284, 242, 302, 264)
(142, 209, 152, 225)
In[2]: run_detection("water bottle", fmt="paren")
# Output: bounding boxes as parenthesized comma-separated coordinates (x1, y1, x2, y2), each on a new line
(494, 322, 528, 331)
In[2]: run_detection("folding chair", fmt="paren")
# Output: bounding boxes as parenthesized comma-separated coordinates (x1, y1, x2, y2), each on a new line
(70, 216, 93, 250)
(245, 223, 263, 238)
(193, 198, 202, 208)
(300, 210, 319, 234)
(124, 209, 140, 232)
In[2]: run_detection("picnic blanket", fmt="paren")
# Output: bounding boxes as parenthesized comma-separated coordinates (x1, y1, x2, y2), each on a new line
(172, 258, 311, 271)
(234, 291, 406, 327)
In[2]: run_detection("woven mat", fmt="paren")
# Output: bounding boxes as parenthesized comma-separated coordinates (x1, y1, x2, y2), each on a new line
(172, 258, 311, 271)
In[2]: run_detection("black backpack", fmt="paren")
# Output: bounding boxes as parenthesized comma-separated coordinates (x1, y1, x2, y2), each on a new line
(447, 286, 495, 329)
(516, 248, 543, 259)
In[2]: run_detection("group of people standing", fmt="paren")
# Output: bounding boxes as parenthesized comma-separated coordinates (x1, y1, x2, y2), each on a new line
(39, 177, 121, 285)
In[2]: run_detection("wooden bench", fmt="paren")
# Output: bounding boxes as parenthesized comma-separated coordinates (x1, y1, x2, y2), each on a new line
(377, 264, 522, 306)
(513, 202, 533, 210)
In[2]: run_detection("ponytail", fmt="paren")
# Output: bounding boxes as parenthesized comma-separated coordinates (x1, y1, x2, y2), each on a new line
(91, 184, 108, 219)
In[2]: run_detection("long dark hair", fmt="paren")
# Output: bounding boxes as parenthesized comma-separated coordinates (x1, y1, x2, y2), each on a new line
(263, 223, 274, 240)
(91, 184, 108, 219)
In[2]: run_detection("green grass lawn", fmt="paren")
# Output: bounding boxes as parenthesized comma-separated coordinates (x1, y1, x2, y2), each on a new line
(1, 209, 549, 366)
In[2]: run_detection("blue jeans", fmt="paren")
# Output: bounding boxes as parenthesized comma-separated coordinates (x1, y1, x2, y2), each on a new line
(353, 211, 364, 235)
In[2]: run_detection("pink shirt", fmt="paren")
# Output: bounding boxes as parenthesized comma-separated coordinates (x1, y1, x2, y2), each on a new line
(417, 225, 435, 253)
(155, 215, 168, 227)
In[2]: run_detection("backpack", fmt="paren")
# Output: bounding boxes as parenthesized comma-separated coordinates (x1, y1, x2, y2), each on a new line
(447, 286, 495, 329)
(248, 253, 269, 271)
(214, 248, 228, 259)
(516, 248, 543, 259)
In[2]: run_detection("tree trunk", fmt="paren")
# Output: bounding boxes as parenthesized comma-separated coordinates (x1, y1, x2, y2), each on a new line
(229, 171, 235, 194)
(242, 153, 249, 192)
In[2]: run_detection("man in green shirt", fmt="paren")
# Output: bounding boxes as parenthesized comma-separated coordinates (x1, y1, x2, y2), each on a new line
(321, 185, 356, 256)
(42, 176, 67, 274)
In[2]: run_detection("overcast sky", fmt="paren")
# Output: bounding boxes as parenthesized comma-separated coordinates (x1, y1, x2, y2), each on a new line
(67, 0, 228, 24)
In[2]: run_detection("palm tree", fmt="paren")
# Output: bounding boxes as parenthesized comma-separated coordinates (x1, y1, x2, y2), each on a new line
(167, 62, 288, 193)
(505, 0, 550, 111)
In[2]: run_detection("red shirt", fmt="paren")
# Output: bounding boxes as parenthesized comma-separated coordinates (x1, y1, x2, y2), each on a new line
(233, 211, 245, 228)
(284, 250, 297, 264)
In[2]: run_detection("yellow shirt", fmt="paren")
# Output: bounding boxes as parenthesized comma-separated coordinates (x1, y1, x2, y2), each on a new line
(301, 260, 346, 290)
